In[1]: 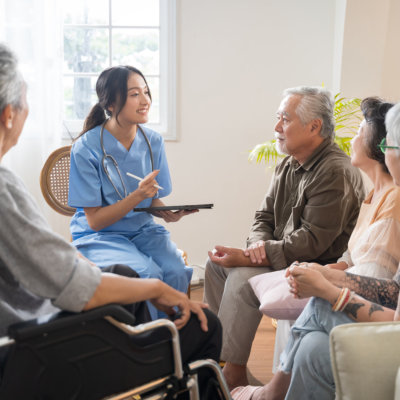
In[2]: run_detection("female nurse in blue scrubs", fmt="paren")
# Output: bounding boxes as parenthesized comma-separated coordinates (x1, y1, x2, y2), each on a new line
(68, 65, 195, 318)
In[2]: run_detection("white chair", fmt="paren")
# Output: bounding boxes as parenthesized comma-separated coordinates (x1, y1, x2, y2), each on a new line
(330, 321, 400, 400)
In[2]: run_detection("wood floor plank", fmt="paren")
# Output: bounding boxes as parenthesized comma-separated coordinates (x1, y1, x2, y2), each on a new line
(191, 286, 275, 385)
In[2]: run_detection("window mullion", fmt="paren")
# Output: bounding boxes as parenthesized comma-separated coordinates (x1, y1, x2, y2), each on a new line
(109, 0, 112, 66)
(63, 0, 176, 140)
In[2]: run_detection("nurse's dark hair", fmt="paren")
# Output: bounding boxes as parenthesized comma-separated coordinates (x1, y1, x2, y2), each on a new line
(76, 65, 151, 139)
(361, 97, 394, 174)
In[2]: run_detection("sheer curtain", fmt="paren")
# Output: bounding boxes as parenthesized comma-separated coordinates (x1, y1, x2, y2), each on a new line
(0, 0, 67, 236)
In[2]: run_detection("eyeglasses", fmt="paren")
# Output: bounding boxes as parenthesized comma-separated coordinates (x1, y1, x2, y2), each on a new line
(378, 138, 400, 154)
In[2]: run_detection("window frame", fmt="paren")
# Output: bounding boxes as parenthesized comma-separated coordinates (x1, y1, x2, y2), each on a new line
(62, 0, 176, 140)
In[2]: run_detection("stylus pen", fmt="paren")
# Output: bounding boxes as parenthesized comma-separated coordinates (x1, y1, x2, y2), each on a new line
(126, 172, 164, 190)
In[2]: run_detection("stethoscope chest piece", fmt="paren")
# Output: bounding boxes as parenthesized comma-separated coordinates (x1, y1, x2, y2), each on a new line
(100, 121, 154, 200)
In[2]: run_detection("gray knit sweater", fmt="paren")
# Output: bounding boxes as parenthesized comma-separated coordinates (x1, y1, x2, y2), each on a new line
(0, 165, 101, 337)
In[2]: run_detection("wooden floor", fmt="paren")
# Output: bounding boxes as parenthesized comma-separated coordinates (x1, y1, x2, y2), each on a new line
(190, 285, 276, 384)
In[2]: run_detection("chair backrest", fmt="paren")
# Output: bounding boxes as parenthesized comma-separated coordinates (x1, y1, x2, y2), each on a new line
(39, 145, 192, 298)
(40, 145, 76, 216)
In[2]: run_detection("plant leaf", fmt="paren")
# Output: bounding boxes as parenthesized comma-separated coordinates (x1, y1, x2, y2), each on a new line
(249, 91, 362, 165)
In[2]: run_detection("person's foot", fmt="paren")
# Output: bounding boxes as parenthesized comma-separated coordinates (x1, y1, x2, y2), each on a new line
(247, 368, 264, 386)
(231, 385, 263, 399)
(253, 371, 291, 400)
(223, 362, 249, 390)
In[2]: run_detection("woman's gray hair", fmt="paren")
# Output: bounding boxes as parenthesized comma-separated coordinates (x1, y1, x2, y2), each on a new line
(283, 86, 335, 139)
(385, 103, 400, 151)
(0, 43, 25, 113)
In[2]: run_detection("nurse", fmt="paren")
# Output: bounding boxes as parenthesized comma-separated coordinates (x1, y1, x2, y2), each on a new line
(68, 65, 194, 318)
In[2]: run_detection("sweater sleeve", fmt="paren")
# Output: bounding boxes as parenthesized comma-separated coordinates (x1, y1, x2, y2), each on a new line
(0, 168, 101, 312)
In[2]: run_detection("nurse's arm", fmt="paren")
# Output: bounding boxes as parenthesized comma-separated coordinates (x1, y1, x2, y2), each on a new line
(85, 170, 159, 231)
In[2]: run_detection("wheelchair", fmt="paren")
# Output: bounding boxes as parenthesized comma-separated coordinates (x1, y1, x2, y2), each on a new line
(0, 304, 231, 399)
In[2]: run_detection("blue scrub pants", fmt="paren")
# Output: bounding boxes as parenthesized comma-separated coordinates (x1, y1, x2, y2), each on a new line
(280, 297, 354, 400)
(73, 222, 193, 319)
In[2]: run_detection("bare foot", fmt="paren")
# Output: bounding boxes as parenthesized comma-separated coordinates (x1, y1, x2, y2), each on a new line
(257, 371, 291, 400)
(223, 362, 249, 390)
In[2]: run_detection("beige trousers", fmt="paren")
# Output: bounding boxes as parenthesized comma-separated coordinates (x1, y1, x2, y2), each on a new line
(203, 258, 273, 365)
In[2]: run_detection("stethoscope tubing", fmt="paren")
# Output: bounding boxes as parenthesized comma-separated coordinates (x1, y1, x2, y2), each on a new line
(100, 120, 155, 200)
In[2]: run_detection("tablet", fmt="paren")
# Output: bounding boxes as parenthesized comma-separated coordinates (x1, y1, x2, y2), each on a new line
(134, 203, 214, 212)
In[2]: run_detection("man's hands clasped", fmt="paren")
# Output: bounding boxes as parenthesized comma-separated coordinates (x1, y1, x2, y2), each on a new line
(208, 241, 270, 268)
(244, 240, 267, 264)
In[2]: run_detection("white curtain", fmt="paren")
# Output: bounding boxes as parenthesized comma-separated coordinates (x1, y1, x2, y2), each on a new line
(0, 0, 66, 231)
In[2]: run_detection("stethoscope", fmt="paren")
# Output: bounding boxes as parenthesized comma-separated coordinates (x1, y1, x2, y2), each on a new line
(100, 121, 154, 200)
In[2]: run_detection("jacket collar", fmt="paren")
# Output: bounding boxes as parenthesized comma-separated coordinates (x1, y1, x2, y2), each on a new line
(290, 138, 333, 172)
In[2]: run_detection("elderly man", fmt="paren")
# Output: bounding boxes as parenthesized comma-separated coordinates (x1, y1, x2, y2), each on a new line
(204, 86, 366, 389)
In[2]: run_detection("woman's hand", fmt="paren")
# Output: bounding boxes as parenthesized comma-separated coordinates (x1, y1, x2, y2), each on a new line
(149, 198, 199, 222)
(136, 170, 160, 199)
(155, 209, 199, 223)
(286, 262, 338, 301)
(325, 261, 348, 270)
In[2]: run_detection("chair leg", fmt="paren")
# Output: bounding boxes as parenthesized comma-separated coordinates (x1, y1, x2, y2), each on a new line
(187, 375, 201, 400)
(188, 359, 232, 400)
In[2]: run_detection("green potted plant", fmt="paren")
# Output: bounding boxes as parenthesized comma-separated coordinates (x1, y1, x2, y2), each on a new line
(248, 93, 362, 165)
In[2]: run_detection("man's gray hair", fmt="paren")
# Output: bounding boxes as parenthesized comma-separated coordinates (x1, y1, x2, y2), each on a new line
(283, 86, 335, 139)
(0, 43, 24, 114)
(385, 102, 400, 152)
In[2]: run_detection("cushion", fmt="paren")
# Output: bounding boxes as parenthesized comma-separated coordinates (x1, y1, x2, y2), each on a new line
(248, 269, 309, 320)
(330, 322, 400, 400)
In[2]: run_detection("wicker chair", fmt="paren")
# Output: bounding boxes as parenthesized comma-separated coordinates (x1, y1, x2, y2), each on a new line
(39, 145, 191, 296)
(40, 145, 75, 216)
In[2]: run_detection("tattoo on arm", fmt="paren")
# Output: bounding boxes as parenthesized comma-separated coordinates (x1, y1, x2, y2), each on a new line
(368, 303, 384, 316)
(344, 301, 385, 321)
(343, 271, 400, 310)
(344, 302, 364, 320)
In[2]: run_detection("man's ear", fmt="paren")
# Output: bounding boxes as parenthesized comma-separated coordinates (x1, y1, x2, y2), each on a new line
(0, 104, 14, 129)
(310, 119, 322, 135)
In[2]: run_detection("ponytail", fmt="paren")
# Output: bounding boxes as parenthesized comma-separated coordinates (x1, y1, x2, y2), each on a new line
(74, 65, 150, 142)
(74, 103, 106, 141)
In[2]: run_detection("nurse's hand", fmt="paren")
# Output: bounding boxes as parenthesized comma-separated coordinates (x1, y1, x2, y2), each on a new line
(137, 170, 160, 199)
(156, 209, 199, 222)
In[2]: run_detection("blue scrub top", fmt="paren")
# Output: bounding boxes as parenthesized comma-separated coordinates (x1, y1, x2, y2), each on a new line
(68, 124, 172, 239)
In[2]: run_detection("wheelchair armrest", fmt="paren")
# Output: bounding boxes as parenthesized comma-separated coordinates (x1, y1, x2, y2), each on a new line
(7, 304, 136, 341)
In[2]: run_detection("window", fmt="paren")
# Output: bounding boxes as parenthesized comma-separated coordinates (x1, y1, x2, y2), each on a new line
(63, 0, 176, 139)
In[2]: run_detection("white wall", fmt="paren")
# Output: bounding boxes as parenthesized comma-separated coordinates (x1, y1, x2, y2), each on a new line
(382, 0, 400, 102)
(339, 0, 400, 102)
(161, 0, 336, 266)
(21, 0, 400, 268)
